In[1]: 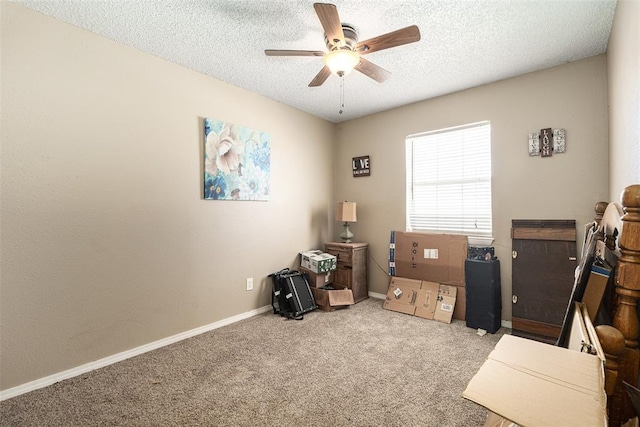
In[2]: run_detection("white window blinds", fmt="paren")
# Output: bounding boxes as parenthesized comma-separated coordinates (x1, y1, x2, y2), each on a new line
(406, 121, 492, 237)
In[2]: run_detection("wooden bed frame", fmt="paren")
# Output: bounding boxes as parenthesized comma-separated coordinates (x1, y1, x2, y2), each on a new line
(593, 184, 640, 426)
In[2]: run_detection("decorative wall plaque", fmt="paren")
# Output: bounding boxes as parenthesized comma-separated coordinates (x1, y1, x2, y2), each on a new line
(528, 128, 566, 157)
(352, 155, 370, 177)
(553, 128, 566, 153)
(528, 133, 540, 156)
(540, 128, 553, 157)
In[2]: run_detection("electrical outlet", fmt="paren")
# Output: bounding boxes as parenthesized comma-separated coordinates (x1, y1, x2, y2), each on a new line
(246, 277, 253, 291)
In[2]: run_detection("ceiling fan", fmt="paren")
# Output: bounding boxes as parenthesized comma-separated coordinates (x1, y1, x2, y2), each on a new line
(265, 3, 421, 87)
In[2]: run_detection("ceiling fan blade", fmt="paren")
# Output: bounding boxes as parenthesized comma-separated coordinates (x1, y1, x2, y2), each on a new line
(354, 57, 391, 83)
(309, 66, 332, 87)
(313, 3, 345, 48)
(356, 25, 421, 55)
(265, 50, 325, 57)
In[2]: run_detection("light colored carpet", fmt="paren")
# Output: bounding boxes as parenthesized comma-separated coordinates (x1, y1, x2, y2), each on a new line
(0, 298, 505, 426)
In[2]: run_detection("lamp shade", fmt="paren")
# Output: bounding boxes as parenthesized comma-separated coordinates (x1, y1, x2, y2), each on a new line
(336, 201, 357, 222)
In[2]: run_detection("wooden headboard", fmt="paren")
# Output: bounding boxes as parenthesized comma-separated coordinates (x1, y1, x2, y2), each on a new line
(594, 185, 640, 426)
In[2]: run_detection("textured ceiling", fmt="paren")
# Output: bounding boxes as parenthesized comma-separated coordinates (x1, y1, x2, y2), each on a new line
(14, 0, 617, 123)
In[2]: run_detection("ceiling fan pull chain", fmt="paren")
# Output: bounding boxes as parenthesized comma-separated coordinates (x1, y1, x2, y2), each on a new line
(339, 75, 345, 114)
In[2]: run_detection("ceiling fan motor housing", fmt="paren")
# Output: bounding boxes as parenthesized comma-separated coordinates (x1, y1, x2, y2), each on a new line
(325, 23, 358, 51)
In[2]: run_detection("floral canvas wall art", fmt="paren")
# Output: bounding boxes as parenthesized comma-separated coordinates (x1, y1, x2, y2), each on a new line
(203, 118, 270, 201)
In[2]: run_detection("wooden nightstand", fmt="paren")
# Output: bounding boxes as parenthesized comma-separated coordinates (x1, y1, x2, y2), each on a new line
(324, 242, 368, 303)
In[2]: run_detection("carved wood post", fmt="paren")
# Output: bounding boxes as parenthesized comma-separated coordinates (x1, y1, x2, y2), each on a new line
(611, 184, 640, 426)
(596, 325, 625, 397)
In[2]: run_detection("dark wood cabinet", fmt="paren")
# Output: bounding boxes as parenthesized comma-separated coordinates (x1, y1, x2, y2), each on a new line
(511, 220, 577, 343)
(324, 242, 368, 303)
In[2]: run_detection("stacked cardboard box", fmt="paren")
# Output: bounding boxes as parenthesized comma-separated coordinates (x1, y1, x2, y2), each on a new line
(300, 250, 337, 274)
(386, 231, 468, 321)
(299, 266, 354, 311)
(299, 265, 333, 288)
(311, 284, 355, 311)
(383, 277, 458, 323)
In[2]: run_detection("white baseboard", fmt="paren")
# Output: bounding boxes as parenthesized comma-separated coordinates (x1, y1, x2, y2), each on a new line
(368, 291, 386, 300)
(2, 300, 513, 401)
(0, 305, 272, 402)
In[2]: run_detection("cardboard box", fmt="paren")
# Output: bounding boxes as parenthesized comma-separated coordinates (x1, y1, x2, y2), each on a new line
(415, 281, 440, 320)
(384, 278, 460, 323)
(581, 258, 612, 322)
(483, 412, 517, 427)
(434, 284, 458, 324)
(300, 250, 337, 274)
(384, 277, 460, 324)
(311, 284, 354, 311)
(299, 266, 332, 288)
(389, 231, 467, 286)
(383, 277, 422, 315)
(452, 284, 465, 321)
(463, 334, 606, 427)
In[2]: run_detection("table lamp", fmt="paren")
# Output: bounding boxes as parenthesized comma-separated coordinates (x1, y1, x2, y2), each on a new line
(336, 201, 357, 243)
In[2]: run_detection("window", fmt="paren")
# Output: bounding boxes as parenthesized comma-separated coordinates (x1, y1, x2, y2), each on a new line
(406, 121, 492, 240)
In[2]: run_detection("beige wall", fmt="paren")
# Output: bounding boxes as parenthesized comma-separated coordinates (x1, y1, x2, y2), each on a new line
(0, 3, 335, 391)
(335, 55, 610, 321)
(608, 0, 640, 199)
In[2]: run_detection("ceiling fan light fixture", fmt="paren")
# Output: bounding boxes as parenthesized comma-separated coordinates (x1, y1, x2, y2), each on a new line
(323, 49, 360, 76)
(265, 3, 420, 87)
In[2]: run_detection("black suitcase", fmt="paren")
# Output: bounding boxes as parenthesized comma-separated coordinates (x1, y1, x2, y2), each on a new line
(269, 269, 317, 319)
(465, 258, 502, 333)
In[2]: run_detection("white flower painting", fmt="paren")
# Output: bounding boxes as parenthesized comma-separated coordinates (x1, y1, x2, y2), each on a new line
(203, 118, 270, 201)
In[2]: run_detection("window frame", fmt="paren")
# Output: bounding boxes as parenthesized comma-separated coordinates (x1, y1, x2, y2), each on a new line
(405, 121, 493, 243)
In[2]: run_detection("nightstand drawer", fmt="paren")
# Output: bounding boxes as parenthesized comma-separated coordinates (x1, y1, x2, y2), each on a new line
(325, 245, 352, 264)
